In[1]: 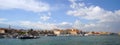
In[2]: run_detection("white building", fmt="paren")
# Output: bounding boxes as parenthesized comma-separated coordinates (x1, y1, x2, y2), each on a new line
(53, 30, 61, 36)
(0, 29, 5, 33)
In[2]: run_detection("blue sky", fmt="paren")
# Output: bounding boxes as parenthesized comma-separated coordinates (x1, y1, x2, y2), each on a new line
(0, 0, 120, 32)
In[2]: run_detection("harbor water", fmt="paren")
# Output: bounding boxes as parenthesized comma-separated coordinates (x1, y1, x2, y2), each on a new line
(0, 35, 120, 45)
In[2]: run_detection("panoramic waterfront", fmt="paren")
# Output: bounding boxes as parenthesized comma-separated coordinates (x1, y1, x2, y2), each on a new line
(0, 35, 120, 45)
(0, 0, 120, 45)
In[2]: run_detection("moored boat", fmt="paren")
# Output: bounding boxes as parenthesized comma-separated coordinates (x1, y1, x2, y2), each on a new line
(18, 35, 40, 39)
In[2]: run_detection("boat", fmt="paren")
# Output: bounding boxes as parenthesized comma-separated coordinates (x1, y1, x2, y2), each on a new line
(45, 34, 57, 36)
(18, 35, 40, 39)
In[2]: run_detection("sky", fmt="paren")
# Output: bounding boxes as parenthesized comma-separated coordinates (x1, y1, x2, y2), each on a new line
(0, 0, 120, 32)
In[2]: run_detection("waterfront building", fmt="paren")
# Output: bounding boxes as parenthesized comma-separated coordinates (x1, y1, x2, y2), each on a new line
(0, 28, 5, 34)
(87, 32, 94, 35)
(99, 32, 110, 35)
(86, 31, 100, 35)
(118, 32, 120, 35)
(27, 29, 39, 36)
(85, 31, 111, 36)
(53, 30, 61, 36)
(53, 29, 70, 36)
(69, 29, 77, 35)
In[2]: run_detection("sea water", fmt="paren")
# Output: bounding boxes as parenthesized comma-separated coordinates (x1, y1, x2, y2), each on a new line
(0, 35, 120, 45)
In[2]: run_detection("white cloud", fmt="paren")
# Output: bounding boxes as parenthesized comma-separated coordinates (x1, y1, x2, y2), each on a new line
(56, 22, 72, 29)
(19, 21, 31, 26)
(0, 0, 50, 12)
(19, 21, 57, 30)
(0, 18, 7, 21)
(40, 12, 51, 21)
(0, 18, 7, 24)
(40, 15, 50, 21)
(19, 21, 72, 30)
(60, 22, 72, 25)
(67, 0, 120, 32)
(67, 0, 120, 22)
(72, 20, 85, 29)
